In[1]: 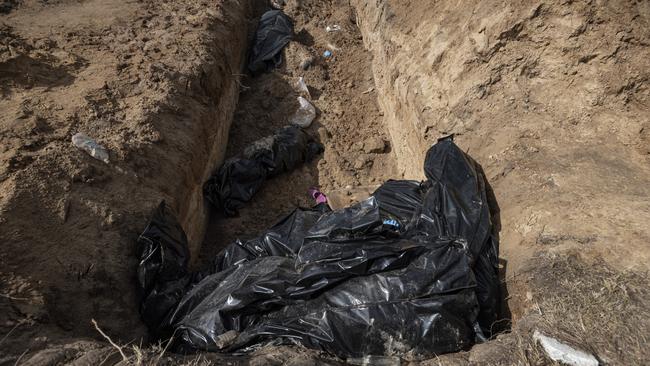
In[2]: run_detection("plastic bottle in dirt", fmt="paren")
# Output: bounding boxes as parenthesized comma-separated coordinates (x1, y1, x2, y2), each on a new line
(71, 133, 110, 163)
(290, 96, 316, 128)
(296, 77, 311, 98)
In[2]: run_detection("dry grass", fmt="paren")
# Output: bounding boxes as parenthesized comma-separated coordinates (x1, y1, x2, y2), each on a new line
(89, 323, 337, 366)
(90, 321, 212, 366)
(431, 251, 650, 365)
(96, 343, 213, 366)
(523, 252, 650, 365)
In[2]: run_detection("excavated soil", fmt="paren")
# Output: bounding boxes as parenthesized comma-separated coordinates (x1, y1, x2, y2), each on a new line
(1, 0, 650, 365)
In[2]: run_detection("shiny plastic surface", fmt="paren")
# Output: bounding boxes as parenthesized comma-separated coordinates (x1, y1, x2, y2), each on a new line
(248, 10, 293, 74)
(139, 137, 500, 359)
(203, 126, 323, 216)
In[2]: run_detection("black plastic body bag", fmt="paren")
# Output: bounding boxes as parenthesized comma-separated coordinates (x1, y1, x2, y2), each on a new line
(137, 137, 500, 360)
(248, 10, 293, 74)
(203, 125, 323, 217)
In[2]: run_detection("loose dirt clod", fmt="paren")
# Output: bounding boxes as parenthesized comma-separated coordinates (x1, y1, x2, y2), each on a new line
(363, 137, 386, 154)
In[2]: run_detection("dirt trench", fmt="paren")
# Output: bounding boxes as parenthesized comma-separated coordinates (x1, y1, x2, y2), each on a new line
(198, 1, 398, 268)
(2, 0, 650, 365)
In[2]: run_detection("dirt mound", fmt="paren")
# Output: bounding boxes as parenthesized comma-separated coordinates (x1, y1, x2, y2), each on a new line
(0, 0, 256, 358)
(1, 0, 650, 364)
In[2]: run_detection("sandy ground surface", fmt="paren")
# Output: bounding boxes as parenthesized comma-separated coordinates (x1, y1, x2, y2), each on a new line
(1, 0, 650, 365)
(0, 0, 255, 362)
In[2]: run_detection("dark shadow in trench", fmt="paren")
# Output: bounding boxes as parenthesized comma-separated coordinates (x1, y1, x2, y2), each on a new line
(480, 166, 513, 337)
(197, 69, 323, 269)
(197, 2, 329, 269)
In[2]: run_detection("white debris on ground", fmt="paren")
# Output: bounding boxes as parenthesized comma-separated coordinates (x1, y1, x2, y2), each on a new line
(290, 96, 316, 128)
(71, 133, 110, 164)
(295, 76, 311, 98)
(533, 331, 599, 366)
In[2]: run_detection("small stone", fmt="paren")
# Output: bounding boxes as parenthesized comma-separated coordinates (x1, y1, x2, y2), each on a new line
(71, 165, 96, 183)
(317, 127, 329, 143)
(353, 156, 367, 170)
(270, 0, 285, 9)
(215, 330, 239, 349)
(332, 105, 344, 117)
(363, 137, 386, 154)
(106, 212, 117, 226)
(34, 38, 56, 50)
(57, 198, 70, 223)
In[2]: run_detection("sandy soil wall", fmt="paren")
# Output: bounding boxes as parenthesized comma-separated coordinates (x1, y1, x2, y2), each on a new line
(351, 5, 650, 362)
(353, 0, 650, 274)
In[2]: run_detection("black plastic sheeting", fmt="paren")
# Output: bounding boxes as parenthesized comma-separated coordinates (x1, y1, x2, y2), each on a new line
(138, 137, 500, 360)
(248, 10, 293, 74)
(203, 125, 323, 217)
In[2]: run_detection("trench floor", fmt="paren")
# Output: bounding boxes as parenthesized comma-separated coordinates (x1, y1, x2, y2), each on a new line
(199, 0, 398, 265)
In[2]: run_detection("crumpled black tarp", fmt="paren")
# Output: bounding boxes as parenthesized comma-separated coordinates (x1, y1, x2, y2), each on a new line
(203, 125, 323, 216)
(248, 10, 293, 74)
(138, 137, 500, 360)
(137, 201, 191, 336)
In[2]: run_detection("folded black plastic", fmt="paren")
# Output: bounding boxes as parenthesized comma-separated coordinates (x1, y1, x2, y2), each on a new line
(248, 10, 293, 74)
(418, 138, 500, 332)
(138, 137, 500, 360)
(137, 201, 191, 336)
(203, 125, 323, 216)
